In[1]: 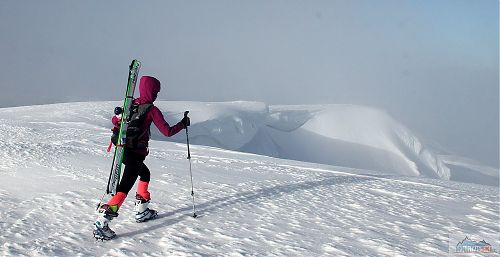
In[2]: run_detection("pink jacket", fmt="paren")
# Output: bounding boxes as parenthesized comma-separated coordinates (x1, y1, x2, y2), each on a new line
(112, 115, 121, 132)
(128, 76, 185, 155)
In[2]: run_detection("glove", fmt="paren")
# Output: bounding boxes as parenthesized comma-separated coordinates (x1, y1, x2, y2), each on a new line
(181, 116, 190, 127)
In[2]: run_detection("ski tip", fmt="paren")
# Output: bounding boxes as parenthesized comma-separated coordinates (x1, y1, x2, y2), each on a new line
(130, 59, 141, 69)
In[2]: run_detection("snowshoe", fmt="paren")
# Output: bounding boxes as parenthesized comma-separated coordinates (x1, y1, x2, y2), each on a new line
(135, 193, 158, 223)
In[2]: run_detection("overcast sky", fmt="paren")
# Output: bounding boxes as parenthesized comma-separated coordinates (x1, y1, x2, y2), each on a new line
(0, 0, 498, 167)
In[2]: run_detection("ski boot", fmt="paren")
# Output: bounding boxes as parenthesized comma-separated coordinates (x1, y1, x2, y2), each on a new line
(93, 204, 118, 240)
(134, 193, 158, 223)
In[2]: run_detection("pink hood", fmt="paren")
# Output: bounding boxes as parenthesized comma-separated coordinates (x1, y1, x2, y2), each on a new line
(136, 76, 161, 104)
(126, 75, 184, 156)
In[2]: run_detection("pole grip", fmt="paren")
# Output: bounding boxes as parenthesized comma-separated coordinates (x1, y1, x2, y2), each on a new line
(185, 110, 191, 160)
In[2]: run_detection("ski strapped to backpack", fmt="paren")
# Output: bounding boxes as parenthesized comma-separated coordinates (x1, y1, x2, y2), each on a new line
(105, 59, 141, 196)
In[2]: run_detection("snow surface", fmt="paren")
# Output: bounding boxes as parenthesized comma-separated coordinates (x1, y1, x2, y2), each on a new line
(0, 101, 498, 256)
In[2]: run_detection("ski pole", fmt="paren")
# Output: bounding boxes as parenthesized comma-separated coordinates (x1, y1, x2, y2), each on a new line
(184, 111, 197, 218)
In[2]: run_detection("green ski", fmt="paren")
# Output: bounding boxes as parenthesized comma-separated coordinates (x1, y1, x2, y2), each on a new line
(106, 59, 141, 195)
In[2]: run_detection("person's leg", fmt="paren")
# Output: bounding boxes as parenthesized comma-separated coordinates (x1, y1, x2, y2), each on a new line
(106, 151, 142, 210)
(134, 162, 157, 222)
(136, 163, 151, 201)
(94, 150, 145, 239)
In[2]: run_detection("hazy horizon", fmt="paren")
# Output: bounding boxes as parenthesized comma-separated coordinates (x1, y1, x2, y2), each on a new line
(0, 0, 498, 167)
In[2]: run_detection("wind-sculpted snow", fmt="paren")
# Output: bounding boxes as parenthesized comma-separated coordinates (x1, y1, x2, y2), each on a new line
(0, 101, 495, 186)
(0, 102, 498, 256)
(154, 102, 494, 186)
(263, 105, 450, 180)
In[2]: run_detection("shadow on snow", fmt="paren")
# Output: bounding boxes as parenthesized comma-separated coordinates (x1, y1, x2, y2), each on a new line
(120, 174, 375, 238)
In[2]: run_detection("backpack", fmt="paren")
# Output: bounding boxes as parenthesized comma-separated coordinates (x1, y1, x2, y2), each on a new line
(125, 103, 153, 149)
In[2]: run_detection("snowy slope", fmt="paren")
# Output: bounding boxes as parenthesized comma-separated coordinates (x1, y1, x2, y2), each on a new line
(0, 102, 498, 256)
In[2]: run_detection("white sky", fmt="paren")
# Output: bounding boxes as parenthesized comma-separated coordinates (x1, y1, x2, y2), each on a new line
(0, 0, 498, 167)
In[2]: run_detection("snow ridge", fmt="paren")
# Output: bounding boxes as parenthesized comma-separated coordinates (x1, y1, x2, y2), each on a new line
(159, 102, 472, 183)
(0, 101, 495, 186)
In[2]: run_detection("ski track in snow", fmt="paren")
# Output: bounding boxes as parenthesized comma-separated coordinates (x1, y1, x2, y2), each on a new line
(0, 102, 498, 256)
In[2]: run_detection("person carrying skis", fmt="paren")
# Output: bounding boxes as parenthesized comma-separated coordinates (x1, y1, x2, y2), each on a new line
(94, 75, 190, 240)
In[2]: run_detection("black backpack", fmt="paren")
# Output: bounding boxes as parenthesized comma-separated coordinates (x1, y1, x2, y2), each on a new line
(125, 103, 153, 149)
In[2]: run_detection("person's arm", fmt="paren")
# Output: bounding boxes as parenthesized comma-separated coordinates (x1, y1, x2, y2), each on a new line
(150, 107, 185, 137)
(112, 115, 121, 127)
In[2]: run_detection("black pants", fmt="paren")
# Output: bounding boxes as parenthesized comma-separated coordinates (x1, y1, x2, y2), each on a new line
(116, 149, 150, 194)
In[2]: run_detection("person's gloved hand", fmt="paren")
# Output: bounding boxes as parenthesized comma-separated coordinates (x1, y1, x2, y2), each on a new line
(181, 116, 190, 127)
